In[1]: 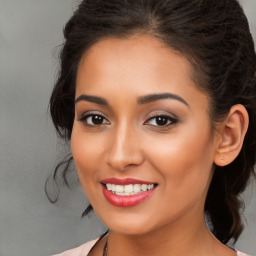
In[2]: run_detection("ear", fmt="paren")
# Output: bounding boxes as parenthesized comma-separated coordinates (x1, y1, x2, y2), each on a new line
(214, 104, 249, 167)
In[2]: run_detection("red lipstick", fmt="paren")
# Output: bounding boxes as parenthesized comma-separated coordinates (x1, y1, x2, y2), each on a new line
(101, 178, 157, 207)
(101, 178, 154, 185)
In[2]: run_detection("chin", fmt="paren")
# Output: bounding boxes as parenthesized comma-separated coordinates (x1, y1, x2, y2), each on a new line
(110, 224, 154, 236)
(99, 212, 159, 235)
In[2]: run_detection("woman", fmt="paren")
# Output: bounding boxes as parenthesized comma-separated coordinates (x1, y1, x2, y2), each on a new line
(47, 0, 256, 255)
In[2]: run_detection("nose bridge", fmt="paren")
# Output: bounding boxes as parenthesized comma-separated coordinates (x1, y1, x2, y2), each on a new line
(106, 121, 143, 170)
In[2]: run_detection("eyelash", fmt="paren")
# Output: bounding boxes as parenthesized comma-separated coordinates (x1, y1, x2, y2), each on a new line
(77, 113, 110, 127)
(77, 113, 178, 128)
(145, 114, 178, 127)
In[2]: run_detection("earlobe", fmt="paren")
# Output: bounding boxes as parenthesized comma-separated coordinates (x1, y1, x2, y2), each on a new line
(214, 104, 249, 167)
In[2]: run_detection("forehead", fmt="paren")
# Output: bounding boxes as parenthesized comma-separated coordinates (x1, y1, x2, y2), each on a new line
(76, 35, 208, 110)
(78, 35, 191, 75)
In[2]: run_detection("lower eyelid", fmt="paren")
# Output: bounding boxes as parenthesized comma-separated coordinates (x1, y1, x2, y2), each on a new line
(78, 113, 111, 127)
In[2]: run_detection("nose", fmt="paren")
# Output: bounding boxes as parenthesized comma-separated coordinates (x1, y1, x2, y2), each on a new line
(106, 124, 144, 171)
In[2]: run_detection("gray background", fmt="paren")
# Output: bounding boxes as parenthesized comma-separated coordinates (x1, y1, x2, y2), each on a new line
(0, 1, 255, 255)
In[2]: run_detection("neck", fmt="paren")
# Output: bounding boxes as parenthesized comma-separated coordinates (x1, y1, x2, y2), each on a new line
(106, 214, 233, 256)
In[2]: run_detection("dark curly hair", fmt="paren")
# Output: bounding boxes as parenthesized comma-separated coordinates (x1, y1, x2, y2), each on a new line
(45, 0, 256, 244)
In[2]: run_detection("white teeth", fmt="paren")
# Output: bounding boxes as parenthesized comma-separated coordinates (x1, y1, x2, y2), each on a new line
(148, 184, 154, 190)
(116, 192, 125, 196)
(105, 183, 155, 196)
(124, 184, 133, 193)
(106, 184, 112, 190)
(141, 184, 147, 192)
(115, 185, 124, 193)
(133, 184, 141, 193)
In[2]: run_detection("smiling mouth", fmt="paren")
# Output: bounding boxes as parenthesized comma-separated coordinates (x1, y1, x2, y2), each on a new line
(100, 178, 158, 207)
(103, 183, 157, 196)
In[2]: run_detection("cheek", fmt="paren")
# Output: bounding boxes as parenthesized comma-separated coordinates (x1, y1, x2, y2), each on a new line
(71, 126, 105, 191)
(144, 123, 214, 196)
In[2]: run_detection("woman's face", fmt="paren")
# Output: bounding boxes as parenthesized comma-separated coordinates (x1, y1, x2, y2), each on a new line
(71, 35, 218, 235)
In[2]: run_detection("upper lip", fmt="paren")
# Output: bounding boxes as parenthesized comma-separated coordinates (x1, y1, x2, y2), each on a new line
(100, 178, 156, 185)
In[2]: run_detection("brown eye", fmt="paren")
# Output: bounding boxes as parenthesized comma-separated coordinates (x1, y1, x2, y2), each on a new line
(78, 114, 110, 126)
(145, 115, 178, 127)
(90, 115, 104, 125)
(155, 116, 169, 126)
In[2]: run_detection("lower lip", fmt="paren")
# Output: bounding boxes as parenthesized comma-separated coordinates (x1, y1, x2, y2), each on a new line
(102, 185, 156, 207)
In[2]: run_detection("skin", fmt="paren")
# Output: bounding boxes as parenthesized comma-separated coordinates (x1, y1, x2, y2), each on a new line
(71, 35, 247, 256)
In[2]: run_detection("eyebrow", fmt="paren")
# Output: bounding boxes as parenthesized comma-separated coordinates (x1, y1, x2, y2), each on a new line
(75, 94, 109, 105)
(137, 93, 189, 107)
(75, 92, 189, 107)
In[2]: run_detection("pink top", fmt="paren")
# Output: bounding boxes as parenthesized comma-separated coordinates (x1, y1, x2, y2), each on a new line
(52, 237, 250, 256)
